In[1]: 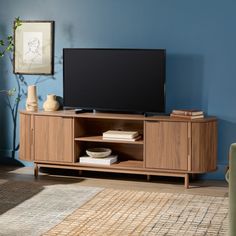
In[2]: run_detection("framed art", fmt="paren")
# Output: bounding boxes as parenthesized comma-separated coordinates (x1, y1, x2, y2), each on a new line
(14, 21, 54, 75)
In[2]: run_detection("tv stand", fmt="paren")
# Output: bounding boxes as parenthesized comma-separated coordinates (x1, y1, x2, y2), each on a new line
(19, 110, 217, 188)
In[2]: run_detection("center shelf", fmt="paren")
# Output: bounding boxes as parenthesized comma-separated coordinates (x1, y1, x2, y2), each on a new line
(75, 136, 144, 145)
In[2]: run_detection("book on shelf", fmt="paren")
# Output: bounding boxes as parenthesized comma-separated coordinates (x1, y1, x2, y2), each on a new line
(170, 113, 204, 119)
(171, 109, 204, 116)
(103, 135, 142, 142)
(79, 155, 118, 165)
(103, 130, 139, 139)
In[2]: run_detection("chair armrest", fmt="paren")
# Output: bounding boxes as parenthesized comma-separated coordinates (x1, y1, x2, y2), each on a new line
(229, 143, 236, 236)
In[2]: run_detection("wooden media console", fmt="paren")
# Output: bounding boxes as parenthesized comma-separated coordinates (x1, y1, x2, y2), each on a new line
(19, 110, 217, 188)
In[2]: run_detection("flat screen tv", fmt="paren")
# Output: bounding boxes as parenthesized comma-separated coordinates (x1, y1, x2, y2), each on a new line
(63, 48, 166, 114)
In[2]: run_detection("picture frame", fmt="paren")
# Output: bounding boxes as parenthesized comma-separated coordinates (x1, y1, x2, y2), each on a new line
(14, 21, 54, 75)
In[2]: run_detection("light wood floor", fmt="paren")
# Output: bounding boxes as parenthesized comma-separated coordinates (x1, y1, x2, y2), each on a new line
(0, 165, 228, 197)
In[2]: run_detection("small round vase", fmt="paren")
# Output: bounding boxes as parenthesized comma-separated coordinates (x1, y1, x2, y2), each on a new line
(26, 85, 38, 112)
(43, 94, 59, 111)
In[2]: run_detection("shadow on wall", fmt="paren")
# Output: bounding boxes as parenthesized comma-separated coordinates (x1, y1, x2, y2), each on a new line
(166, 53, 205, 112)
(218, 119, 236, 164)
(0, 24, 11, 158)
(0, 75, 11, 157)
(62, 23, 75, 47)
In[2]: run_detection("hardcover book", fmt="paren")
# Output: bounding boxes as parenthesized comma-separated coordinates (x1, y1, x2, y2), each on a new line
(172, 109, 203, 116)
(103, 130, 139, 139)
(170, 114, 204, 119)
(103, 135, 141, 142)
(79, 155, 118, 165)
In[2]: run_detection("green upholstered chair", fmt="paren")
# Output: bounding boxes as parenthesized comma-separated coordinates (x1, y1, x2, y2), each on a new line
(227, 143, 236, 236)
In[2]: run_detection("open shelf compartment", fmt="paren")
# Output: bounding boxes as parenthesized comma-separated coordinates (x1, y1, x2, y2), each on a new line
(74, 141, 144, 169)
(74, 117, 144, 141)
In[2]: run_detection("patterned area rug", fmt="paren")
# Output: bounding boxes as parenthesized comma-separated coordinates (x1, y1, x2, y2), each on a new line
(0, 181, 102, 236)
(44, 189, 228, 236)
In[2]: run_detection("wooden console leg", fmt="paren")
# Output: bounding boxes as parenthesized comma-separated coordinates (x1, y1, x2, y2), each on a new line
(34, 164, 38, 178)
(184, 173, 189, 189)
(147, 175, 151, 181)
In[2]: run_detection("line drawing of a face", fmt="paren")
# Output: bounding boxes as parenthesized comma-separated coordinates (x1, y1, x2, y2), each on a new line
(23, 33, 43, 64)
(26, 37, 41, 55)
(24, 37, 42, 64)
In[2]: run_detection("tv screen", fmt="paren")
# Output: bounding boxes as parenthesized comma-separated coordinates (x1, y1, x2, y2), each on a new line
(63, 48, 166, 113)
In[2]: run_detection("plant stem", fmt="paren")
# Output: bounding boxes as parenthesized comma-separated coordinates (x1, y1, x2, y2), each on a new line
(11, 74, 21, 158)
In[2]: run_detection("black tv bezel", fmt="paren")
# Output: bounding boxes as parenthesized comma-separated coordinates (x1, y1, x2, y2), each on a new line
(63, 48, 166, 114)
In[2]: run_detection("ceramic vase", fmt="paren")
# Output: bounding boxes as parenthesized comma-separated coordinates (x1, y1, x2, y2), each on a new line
(26, 85, 38, 112)
(43, 94, 59, 111)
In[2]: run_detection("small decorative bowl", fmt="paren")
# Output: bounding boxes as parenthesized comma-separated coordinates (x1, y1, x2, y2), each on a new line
(86, 148, 112, 158)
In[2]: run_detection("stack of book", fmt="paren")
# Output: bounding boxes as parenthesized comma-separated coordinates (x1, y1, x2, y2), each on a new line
(103, 130, 141, 142)
(80, 155, 118, 165)
(170, 109, 204, 119)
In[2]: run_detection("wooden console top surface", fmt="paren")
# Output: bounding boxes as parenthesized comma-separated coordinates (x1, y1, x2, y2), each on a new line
(20, 110, 217, 123)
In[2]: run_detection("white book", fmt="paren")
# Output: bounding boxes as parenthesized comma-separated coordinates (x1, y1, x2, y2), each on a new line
(103, 130, 139, 139)
(103, 135, 141, 142)
(79, 155, 118, 165)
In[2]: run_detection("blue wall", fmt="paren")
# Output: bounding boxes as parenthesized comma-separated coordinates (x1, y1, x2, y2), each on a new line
(0, 0, 236, 179)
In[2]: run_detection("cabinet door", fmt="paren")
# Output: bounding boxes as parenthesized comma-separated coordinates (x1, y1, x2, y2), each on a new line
(145, 121, 188, 170)
(34, 116, 73, 163)
(19, 113, 34, 161)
